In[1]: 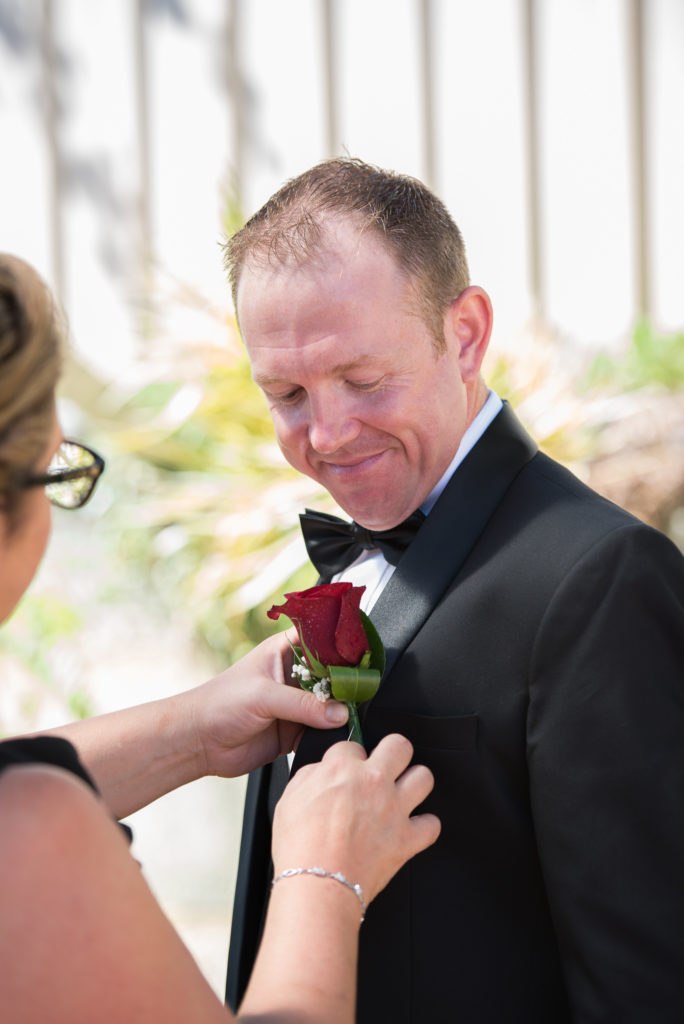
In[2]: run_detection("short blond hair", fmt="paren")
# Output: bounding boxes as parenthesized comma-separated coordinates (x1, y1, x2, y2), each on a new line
(0, 254, 63, 515)
(223, 158, 470, 353)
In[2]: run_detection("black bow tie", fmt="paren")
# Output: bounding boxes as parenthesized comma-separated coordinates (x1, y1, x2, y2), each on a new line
(299, 507, 426, 577)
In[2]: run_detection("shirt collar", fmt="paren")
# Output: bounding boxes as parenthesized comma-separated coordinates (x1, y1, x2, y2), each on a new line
(420, 390, 503, 516)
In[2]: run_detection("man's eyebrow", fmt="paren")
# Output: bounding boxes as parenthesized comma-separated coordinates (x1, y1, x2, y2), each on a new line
(253, 372, 287, 387)
(254, 357, 380, 387)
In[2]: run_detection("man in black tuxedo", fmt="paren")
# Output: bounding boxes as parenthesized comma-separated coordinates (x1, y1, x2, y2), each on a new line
(224, 159, 684, 1022)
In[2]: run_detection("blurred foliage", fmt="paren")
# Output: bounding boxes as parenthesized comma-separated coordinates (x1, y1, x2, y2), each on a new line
(58, 314, 330, 667)
(484, 317, 684, 543)
(0, 594, 94, 733)
(583, 320, 684, 393)
(483, 334, 596, 468)
(2, 595, 82, 679)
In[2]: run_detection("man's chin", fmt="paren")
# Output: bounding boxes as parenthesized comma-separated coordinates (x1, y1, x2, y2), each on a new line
(317, 474, 412, 528)
(331, 498, 411, 531)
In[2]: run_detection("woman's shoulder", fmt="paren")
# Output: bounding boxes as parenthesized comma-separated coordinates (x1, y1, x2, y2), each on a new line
(0, 757, 148, 1021)
(0, 754, 107, 886)
(0, 735, 133, 845)
(0, 743, 227, 1024)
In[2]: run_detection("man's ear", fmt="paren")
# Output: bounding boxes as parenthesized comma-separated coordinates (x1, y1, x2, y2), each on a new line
(445, 286, 493, 381)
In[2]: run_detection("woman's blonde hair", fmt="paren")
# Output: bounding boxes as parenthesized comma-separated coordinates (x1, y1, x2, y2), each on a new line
(0, 254, 63, 515)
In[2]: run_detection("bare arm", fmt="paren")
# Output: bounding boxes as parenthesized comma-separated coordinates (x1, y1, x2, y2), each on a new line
(0, 736, 439, 1023)
(36, 631, 349, 818)
(240, 736, 441, 1022)
(0, 765, 230, 1024)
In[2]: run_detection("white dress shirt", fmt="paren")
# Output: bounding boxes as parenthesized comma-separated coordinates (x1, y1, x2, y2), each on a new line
(333, 391, 503, 612)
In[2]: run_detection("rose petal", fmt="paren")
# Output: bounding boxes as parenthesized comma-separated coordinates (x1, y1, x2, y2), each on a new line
(284, 582, 356, 601)
(335, 586, 369, 664)
(267, 581, 367, 668)
(268, 593, 346, 666)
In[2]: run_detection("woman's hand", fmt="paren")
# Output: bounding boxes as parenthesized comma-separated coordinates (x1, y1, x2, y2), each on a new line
(241, 737, 439, 1021)
(41, 630, 348, 818)
(272, 734, 441, 905)
(187, 631, 349, 779)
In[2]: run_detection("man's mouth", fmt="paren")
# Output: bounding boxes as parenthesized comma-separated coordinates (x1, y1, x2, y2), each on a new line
(320, 451, 387, 475)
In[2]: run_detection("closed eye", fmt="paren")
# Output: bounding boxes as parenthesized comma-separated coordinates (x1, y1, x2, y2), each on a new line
(268, 386, 304, 405)
(348, 377, 384, 392)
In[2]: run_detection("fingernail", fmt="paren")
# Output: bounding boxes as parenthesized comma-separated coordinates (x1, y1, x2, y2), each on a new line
(325, 701, 348, 724)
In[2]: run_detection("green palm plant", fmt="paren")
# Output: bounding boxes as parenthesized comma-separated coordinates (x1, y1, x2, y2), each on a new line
(58, 310, 334, 665)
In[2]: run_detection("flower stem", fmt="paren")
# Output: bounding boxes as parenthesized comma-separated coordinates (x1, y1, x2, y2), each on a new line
(346, 702, 364, 745)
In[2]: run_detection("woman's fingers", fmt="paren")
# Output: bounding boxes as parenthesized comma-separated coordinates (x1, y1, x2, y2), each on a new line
(321, 735, 436, 814)
(273, 731, 442, 906)
(407, 811, 442, 857)
(265, 683, 350, 731)
(365, 732, 415, 778)
(321, 738, 368, 764)
(395, 762, 435, 811)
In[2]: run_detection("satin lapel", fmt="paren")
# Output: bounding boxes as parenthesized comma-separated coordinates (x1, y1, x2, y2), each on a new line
(292, 403, 537, 769)
(369, 402, 537, 678)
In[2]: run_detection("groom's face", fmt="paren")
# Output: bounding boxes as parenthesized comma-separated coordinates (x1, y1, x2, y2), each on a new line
(237, 218, 471, 530)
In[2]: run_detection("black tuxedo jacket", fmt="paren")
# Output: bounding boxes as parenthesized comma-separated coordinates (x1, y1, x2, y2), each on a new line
(226, 404, 684, 1023)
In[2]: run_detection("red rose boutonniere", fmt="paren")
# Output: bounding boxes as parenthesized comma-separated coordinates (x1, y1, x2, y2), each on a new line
(267, 582, 385, 746)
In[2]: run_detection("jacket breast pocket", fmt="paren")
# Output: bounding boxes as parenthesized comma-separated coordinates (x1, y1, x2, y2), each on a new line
(365, 708, 479, 752)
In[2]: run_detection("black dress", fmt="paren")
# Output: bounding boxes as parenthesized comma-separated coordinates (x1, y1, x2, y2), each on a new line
(0, 735, 133, 843)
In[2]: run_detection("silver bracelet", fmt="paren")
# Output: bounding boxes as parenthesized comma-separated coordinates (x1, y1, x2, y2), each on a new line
(272, 866, 367, 922)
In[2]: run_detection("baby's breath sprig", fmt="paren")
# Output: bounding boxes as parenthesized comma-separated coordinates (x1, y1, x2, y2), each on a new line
(291, 654, 332, 703)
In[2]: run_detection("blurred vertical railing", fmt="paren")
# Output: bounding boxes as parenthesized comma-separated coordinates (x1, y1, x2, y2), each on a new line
(39, 0, 64, 305)
(16, 0, 678, 343)
(225, 0, 246, 206)
(522, 0, 543, 325)
(133, 0, 153, 304)
(321, 0, 339, 158)
(628, 0, 650, 319)
(418, 0, 436, 189)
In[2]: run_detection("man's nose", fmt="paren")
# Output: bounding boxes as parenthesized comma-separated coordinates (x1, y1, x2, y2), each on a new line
(308, 394, 360, 454)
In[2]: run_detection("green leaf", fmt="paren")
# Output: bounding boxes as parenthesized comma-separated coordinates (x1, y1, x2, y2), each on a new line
(329, 666, 381, 703)
(360, 610, 385, 675)
(297, 637, 327, 678)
